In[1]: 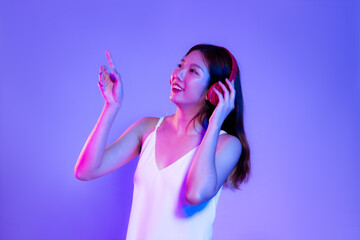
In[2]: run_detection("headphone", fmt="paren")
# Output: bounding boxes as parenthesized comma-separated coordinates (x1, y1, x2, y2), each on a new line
(207, 47, 239, 106)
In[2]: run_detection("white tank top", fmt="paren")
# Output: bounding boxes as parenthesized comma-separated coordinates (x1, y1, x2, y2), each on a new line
(126, 116, 227, 240)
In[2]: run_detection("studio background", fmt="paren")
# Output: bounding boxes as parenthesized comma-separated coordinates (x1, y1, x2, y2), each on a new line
(0, 0, 359, 239)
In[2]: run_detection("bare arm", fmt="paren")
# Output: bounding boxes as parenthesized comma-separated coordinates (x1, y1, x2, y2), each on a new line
(74, 49, 142, 181)
(74, 103, 120, 180)
(74, 105, 151, 180)
(186, 78, 241, 205)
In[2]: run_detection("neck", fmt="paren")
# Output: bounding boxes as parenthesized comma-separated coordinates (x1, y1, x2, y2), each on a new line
(170, 105, 206, 136)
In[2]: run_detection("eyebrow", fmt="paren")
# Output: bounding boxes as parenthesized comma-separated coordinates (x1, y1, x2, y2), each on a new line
(180, 59, 204, 73)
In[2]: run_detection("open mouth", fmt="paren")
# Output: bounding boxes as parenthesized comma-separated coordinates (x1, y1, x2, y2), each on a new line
(172, 86, 183, 91)
(172, 83, 184, 91)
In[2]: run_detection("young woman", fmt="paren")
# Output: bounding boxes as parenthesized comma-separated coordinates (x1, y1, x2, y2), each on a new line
(74, 44, 251, 239)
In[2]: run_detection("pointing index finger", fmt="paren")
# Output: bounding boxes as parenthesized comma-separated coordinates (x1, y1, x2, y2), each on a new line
(106, 49, 116, 73)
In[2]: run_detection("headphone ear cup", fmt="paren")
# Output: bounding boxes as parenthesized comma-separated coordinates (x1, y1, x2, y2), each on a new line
(207, 82, 224, 106)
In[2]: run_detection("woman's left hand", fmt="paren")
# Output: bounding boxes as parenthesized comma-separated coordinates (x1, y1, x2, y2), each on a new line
(208, 78, 236, 128)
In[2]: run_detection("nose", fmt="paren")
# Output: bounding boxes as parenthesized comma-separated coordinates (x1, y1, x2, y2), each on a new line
(176, 68, 185, 81)
(171, 68, 185, 84)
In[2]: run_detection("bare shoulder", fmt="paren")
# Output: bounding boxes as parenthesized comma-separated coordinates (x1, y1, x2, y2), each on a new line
(136, 116, 159, 128)
(137, 116, 162, 145)
(217, 132, 242, 156)
(212, 132, 242, 193)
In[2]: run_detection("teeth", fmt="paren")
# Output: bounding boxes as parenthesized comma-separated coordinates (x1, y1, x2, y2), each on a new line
(173, 85, 183, 90)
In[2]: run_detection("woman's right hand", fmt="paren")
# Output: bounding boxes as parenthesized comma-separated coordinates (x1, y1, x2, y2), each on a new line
(98, 50, 123, 108)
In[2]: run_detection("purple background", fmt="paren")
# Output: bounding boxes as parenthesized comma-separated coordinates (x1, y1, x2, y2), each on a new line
(1, 0, 359, 239)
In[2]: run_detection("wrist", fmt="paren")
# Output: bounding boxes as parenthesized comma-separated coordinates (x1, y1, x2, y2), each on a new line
(103, 103, 121, 116)
(104, 102, 121, 111)
(208, 115, 223, 128)
(207, 119, 222, 132)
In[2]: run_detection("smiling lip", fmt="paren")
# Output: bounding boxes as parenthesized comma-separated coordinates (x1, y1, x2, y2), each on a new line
(172, 83, 184, 91)
(172, 88, 183, 92)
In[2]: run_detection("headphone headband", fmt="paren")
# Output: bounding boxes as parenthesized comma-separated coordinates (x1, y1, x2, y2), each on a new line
(207, 47, 238, 106)
(222, 47, 238, 82)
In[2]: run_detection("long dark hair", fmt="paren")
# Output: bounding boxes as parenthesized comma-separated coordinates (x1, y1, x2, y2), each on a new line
(186, 44, 251, 190)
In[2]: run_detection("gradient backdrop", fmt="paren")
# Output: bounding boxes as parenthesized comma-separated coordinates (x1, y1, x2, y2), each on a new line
(1, 0, 359, 239)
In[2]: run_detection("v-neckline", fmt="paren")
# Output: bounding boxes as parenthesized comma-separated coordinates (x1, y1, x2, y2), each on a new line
(154, 118, 200, 171)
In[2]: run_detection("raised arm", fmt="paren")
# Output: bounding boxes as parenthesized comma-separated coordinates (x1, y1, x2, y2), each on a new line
(74, 49, 130, 180)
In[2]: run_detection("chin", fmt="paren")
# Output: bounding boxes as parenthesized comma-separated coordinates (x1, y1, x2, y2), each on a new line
(170, 95, 185, 105)
(169, 96, 181, 105)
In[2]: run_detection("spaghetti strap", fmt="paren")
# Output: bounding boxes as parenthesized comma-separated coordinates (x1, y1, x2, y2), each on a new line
(155, 116, 165, 129)
(155, 116, 225, 134)
(219, 130, 227, 135)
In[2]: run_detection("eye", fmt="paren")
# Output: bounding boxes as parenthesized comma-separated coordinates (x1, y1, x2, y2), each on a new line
(177, 63, 183, 68)
(190, 68, 198, 75)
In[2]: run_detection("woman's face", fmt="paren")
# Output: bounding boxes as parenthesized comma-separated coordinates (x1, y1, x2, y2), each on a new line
(169, 50, 210, 106)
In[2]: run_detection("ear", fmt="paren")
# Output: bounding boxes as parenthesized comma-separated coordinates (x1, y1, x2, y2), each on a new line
(204, 89, 209, 100)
